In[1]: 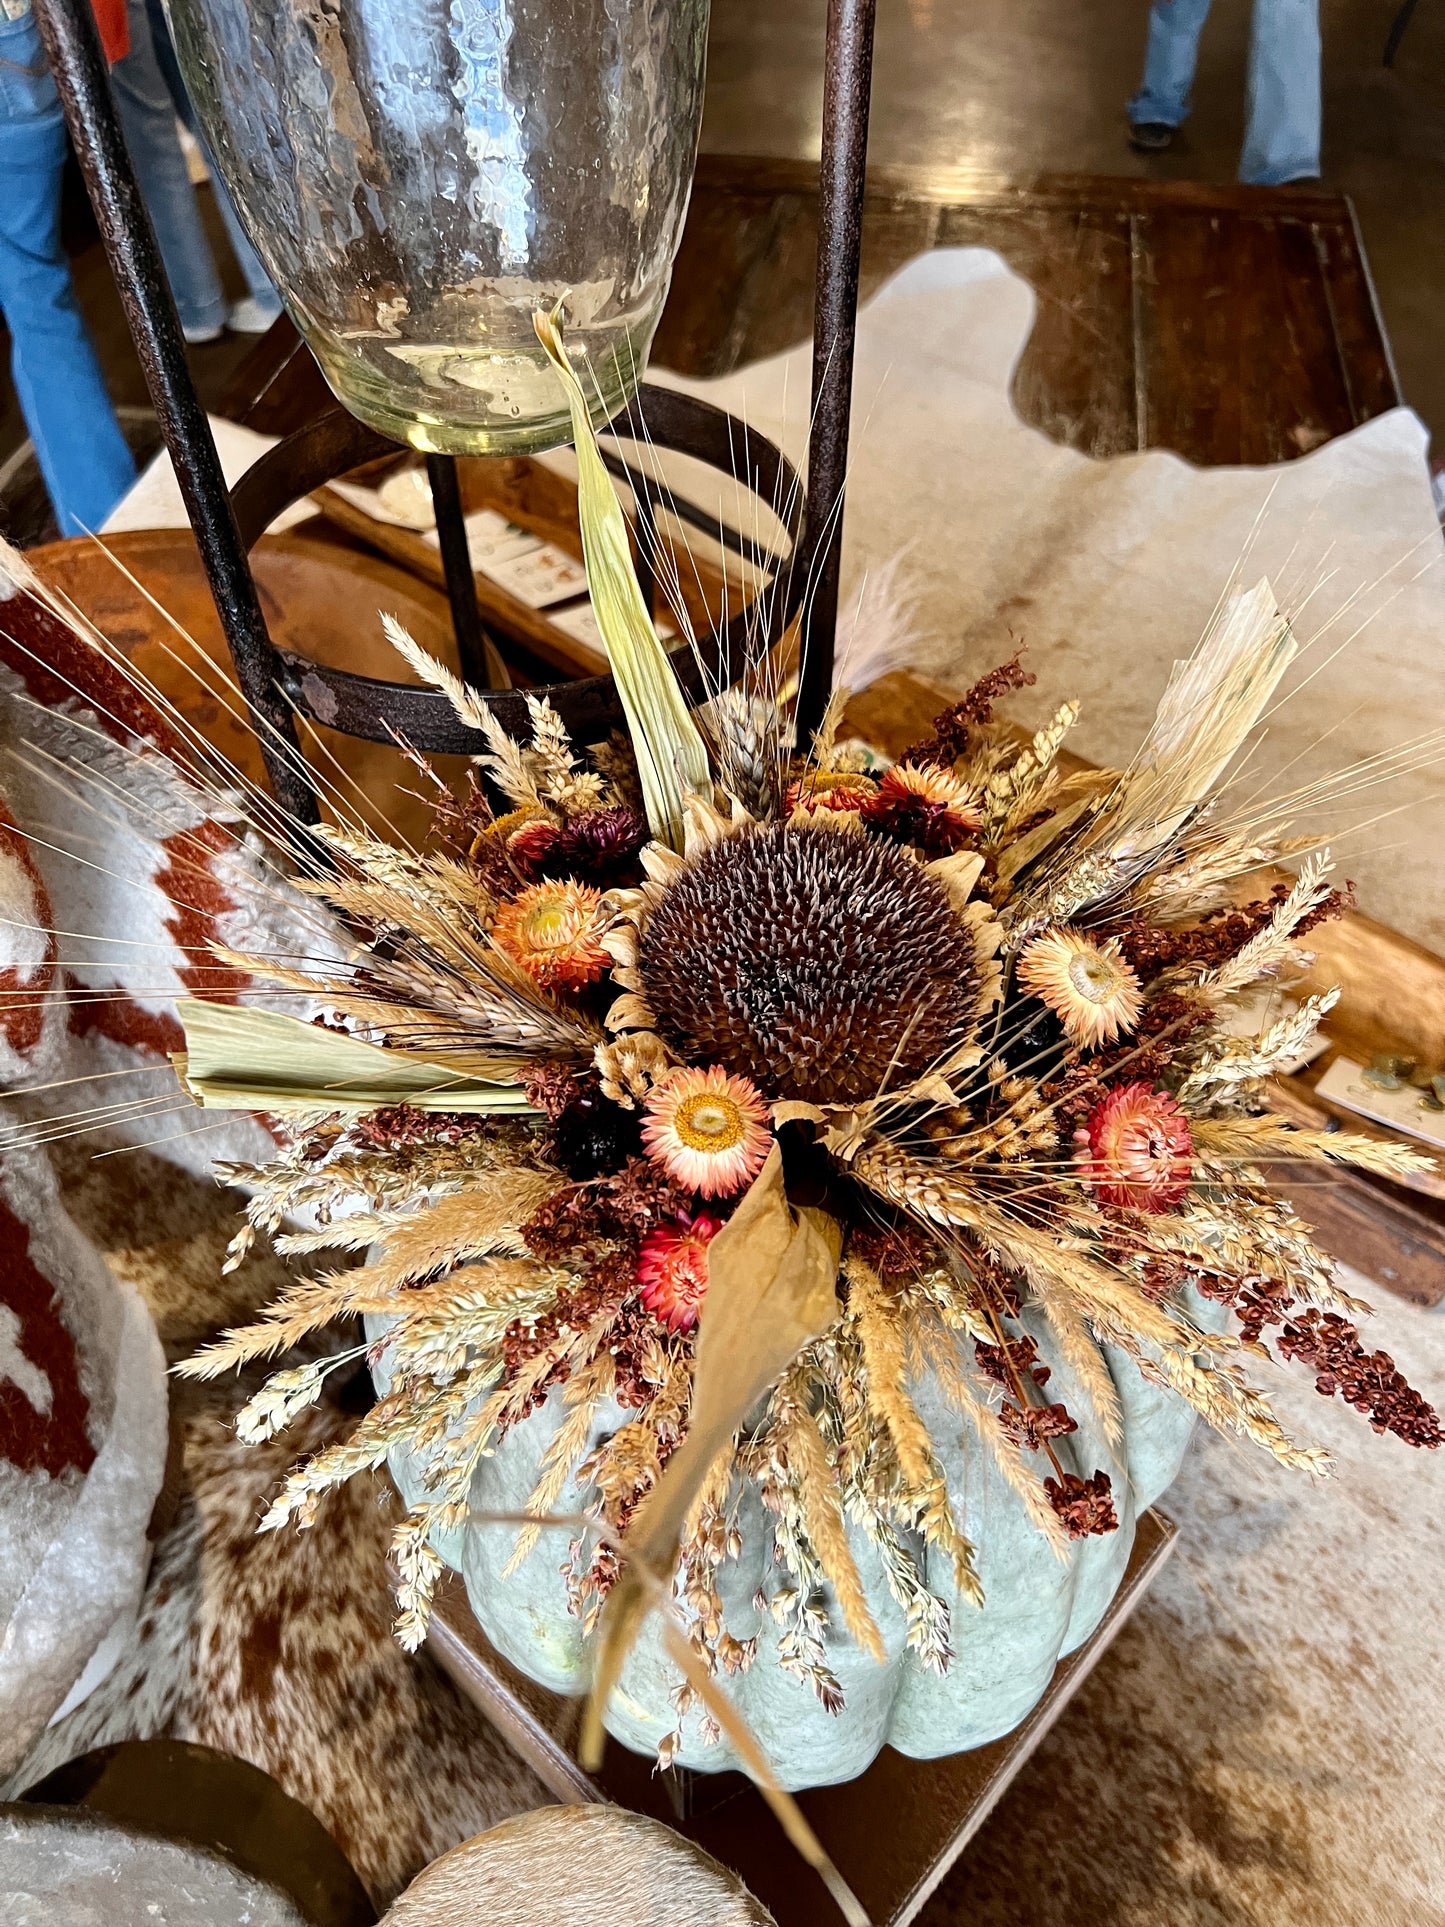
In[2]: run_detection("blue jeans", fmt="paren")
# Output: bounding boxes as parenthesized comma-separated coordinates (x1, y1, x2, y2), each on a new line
(0, 11, 136, 533)
(109, 0, 227, 335)
(142, 0, 281, 317)
(1129, 0, 1321, 186)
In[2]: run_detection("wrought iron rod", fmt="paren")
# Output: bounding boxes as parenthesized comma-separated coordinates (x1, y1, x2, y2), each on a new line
(424, 453, 497, 689)
(30, 0, 321, 826)
(795, 0, 878, 748)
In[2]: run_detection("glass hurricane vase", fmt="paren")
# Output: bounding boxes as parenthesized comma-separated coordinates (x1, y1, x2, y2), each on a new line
(164, 0, 710, 454)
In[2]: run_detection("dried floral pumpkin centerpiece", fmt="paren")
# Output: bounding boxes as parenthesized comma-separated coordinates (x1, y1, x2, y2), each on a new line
(177, 311, 1439, 1773)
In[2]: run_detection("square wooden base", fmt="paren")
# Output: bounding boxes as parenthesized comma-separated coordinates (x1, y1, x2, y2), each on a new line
(426, 1507, 1179, 1926)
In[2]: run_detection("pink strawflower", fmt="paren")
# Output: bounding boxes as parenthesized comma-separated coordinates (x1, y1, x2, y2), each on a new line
(641, 1065, 772, 1199)
(637, 1213, 724, 1333)
(1075, 1081, 1192, 1213)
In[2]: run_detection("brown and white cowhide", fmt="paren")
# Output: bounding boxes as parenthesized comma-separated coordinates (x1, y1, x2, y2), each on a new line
(0, 792, 65, 1087)
(9, 1141, 548, 1909)
(0, 562, 338, 1175)
(0, 1142, 167, 1779)
(382, 1807, 777, 1927)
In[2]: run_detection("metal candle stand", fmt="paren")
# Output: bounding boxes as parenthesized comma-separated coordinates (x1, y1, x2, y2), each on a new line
(30, 0, 876, 821)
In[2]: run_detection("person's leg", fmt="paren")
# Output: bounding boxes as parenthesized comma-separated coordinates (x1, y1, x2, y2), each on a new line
(108, 0, 226, 338)
(1240, 0, 1322, 184)
(1129, 0, 1216, 129)
(210, 188, 283, 322)
(140, 0, 280, 320)
(0, 15, 136, 533)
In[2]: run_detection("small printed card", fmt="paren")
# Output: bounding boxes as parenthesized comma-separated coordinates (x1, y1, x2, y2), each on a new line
(422, 511, 589, 609)
(1313, 1056, 1445, 1150)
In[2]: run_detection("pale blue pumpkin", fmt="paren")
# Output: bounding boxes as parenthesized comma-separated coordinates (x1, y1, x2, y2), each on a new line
(378, 1290, 1222, 1790)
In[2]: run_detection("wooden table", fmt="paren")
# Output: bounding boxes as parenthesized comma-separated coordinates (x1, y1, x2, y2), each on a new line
(224, 160, 1402, 466)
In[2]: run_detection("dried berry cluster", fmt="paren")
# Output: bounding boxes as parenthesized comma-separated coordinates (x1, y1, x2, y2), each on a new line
(1278, 1311, 1443, 1447)
(903, 651, 1037, 764)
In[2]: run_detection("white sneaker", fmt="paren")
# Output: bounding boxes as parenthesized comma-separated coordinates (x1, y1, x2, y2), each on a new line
(182, 321, 224, 345)
(227, 296, 283, 334)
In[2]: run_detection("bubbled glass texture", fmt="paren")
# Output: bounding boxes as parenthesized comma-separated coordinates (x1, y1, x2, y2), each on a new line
(164, 0, 709, 453)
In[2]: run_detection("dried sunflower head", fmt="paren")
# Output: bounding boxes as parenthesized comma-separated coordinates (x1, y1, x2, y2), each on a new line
(636, 821, 985, 1104)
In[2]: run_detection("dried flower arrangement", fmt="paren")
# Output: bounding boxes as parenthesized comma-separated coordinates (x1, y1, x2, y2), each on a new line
(13, 315, 1435, 1826)
(162, 333, 1437, 1759)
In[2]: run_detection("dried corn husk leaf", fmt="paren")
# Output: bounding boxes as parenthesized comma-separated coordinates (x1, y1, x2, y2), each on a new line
(534, 303, 709, 850)
(581, 1144, 842, 1767)
(174, 999, 536, 1113)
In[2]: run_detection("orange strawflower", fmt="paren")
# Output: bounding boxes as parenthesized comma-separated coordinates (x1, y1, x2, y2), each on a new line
(491, 880, 610, 992)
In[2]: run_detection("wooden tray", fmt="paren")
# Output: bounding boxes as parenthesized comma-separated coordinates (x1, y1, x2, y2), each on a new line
(425, 1508, 1179, 1927)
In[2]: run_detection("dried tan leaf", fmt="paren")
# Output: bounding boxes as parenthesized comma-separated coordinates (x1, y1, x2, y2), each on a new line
(580, 1144, 842, 1768)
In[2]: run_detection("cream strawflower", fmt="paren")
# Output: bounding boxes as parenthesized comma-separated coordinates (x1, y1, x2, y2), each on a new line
(1016, 926, 1143, 1048)
(641, 1065, 772, 1198)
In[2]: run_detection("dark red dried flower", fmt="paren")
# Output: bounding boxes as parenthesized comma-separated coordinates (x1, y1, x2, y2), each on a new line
(860, 762, 984, 856)
(521, 1184, 609, 1262)
(541, 807, 648, 887)
(999, 1400, 1078, 1450)
(902, 652, 1037, 765)
(1277, 1310, 1442, 1447)
(1045, 1470, 1119, 1538)
(599, 1157, 701, 1237)
(519, 1157, 696, 1263)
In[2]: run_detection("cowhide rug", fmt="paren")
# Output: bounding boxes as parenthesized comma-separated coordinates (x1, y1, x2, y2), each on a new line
(6, 1139, 547, 1909)
(10, 1139, 1444, 1925)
